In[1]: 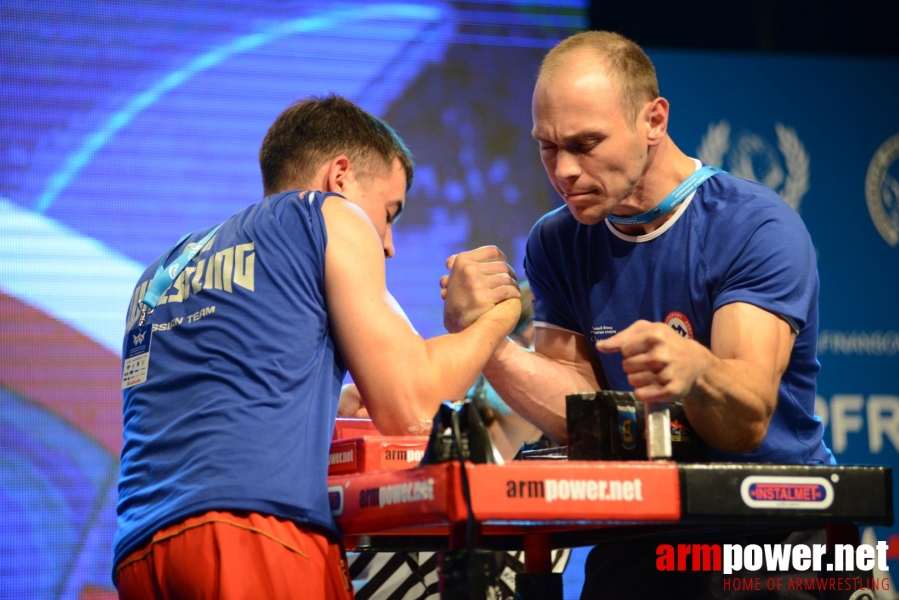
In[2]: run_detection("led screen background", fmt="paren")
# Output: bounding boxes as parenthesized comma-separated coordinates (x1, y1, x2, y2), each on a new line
(2, 1, 897, 599)
(1, 2, 587, 598)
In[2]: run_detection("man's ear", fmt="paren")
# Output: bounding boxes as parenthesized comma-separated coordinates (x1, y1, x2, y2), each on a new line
(324, 155, 353, 193)
(645, 97, 669, 146)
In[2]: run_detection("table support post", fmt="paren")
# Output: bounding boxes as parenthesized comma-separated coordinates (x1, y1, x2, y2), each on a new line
(516, 533, 563, 600)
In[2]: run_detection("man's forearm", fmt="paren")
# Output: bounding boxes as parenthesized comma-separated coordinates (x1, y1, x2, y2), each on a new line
(683, 352, 777, 454)
(600, 310, 790, 456)
(369, 306, 518, 435)
(425, 311, 518, 398)
(481, 337, 597, 444)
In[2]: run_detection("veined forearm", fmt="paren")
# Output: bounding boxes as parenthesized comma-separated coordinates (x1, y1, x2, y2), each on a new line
(370, 311, 515, 435)
(427, 316, 515, 399)
(481, 338, 596, 444)
(684, 353, 778, 454)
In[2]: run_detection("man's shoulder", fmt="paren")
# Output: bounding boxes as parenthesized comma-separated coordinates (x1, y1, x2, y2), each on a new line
(696, 172, 805, 230)
(526, 206, 582, 265)
(259, 190, 342, 242)
(525, 206, 591, 286)
(530, 205, 577, 237)
(318, 192, 371, 235)
(262, 189, 331, 212)
(700, 171, 780, 204)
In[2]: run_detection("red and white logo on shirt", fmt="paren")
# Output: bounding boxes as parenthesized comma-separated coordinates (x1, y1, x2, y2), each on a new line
(664, 311, 694, 339)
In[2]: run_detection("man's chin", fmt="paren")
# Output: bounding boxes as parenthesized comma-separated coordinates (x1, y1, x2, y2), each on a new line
(565, 203, 607, 226)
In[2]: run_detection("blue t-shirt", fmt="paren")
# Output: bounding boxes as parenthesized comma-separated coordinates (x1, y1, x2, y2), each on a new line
(114, 191, 347, 573)
(525, 166, 834, 465)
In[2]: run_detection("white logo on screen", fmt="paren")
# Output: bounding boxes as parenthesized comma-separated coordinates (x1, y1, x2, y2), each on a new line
(698, 121, 809, 212)
(865, 133, 899, 247)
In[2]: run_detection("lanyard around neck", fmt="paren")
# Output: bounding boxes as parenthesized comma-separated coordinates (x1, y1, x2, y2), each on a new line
(607, 165, 723, 226)
(138, 224, 222, 325)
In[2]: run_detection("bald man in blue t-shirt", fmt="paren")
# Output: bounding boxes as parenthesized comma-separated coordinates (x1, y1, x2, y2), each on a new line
(442, 31, 838, 600)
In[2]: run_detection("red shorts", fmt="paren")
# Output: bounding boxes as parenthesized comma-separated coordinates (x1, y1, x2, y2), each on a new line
(116, 510, 354, 600)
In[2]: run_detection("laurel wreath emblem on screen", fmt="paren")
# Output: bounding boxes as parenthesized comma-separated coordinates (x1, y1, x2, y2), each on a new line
(698, 120, 810, 212)
(865, 133, 899, 247)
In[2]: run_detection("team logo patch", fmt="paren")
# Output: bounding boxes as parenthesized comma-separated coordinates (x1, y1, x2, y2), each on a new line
(664, 311, 693, 339)
(328, 484, 344, 516)
(698, 121, 810, 213)
(740, 476, 834, 510)
(865, 132, 899, 247)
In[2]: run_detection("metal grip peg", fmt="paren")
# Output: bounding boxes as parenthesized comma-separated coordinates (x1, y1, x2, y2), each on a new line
(646, 402, 672, 460)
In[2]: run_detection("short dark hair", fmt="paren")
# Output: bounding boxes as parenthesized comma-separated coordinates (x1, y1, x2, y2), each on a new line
(259, 94, 414, 196)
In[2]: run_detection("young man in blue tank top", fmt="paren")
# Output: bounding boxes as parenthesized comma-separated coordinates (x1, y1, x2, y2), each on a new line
(441, 32, 840, 599)
(114, 95, 521, 599)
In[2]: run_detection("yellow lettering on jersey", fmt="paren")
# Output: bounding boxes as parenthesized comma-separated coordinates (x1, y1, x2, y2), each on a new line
(151, 316, 183, 332)
(187, 305, 216, 323)
(234, 242, 255, 292)
(189, 262, 204, 294)
(167, 270, 189, 303)
(125, 280, 150, 330)
(213, 247, 234, 292)
(203, 255, 215, 290)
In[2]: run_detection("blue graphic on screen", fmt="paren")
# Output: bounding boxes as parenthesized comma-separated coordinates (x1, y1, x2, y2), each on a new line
(1, 1, 586, 597)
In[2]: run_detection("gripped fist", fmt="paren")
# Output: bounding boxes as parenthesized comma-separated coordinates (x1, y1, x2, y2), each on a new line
(440, 245, 520, 333)
(595, 320, 709, 404)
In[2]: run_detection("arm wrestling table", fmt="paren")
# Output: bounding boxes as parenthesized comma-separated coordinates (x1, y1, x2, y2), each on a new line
(328, 460, 893, 599)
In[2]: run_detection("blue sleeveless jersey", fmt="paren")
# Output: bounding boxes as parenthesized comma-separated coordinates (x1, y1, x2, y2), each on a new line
(114, 191, 347, 571)
(525, 169, 834, 465)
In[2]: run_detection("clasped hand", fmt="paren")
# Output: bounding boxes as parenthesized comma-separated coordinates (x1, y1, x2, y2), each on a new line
(439, 246, 521, 334)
